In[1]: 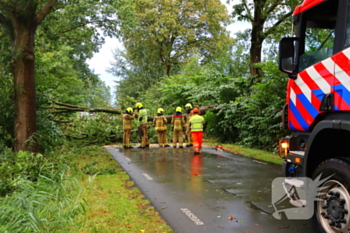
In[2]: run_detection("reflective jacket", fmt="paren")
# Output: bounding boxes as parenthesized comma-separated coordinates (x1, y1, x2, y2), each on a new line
(138, 108, 148, 125)
(122, 113, 135, 130)
(171, 113, 185, 131)
(153, 115, 167, 131)
(189, 114, 205, 132)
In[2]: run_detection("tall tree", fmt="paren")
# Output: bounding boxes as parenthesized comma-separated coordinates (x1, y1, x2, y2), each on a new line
(116, 0, 233, 76)
(231, 0, 298, 81)
(0, 0, 118, 152)
(0, 1, 58, 152)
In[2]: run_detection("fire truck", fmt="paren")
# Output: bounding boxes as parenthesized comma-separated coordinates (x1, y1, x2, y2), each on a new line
(278, 0, 350, 232)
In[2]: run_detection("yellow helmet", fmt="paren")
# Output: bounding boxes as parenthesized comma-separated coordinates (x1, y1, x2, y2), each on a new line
(157, 108, 164, 114)
(135, 102, 143, 108)
(185, 103, 192, 108)
(176, 107, 182, 112)
(126, 107, 133, 113)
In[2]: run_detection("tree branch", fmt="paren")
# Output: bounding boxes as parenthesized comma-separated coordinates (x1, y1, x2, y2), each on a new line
(36, 0, 58, 24)
(266, 0, 283, 16)
(265, 10, 293, 36)
(243, 0, 253, 22)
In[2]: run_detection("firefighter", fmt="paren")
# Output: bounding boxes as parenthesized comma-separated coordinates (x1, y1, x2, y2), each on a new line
(188, 108, 205, 154)
(185, 103, 194, 147)
(122, 107, 135, 149)
(171, 107, 185, 148)
(136, 102, 149, 148)
(153, 108, 170, 147)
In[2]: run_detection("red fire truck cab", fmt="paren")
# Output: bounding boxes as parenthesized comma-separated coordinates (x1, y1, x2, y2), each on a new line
(278, 0, 350, 232)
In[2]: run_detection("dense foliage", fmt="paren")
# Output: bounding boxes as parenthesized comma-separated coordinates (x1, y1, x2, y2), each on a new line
(129, 58, 290, 151)
(115, 0, 232, 76)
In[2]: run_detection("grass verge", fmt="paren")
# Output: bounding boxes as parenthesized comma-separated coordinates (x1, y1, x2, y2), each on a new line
(70, 146, 173, 233)
(203, 139, 284, 165)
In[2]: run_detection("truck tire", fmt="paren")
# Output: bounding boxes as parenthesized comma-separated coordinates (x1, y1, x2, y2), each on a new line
(311, 158, 350, 233)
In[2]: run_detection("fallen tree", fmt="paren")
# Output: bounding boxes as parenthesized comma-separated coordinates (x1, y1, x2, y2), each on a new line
(45, 101, 218, 143)
(45, 101, 217, 121)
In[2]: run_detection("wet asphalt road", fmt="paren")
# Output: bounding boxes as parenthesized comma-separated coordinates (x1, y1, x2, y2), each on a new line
(106, 146, 317, 233)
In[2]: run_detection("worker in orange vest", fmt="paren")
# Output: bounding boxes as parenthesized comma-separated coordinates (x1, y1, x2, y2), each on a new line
(188, 108, 205, 154)
(153, 108, 170, 147)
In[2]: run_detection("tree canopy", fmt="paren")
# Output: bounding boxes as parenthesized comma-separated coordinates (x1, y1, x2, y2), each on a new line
(116, 0, 233, 76)
(230, 0, 299, 80)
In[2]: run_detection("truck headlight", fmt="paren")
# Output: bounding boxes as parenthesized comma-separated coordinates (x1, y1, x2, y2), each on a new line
(279, 139, 289, 159)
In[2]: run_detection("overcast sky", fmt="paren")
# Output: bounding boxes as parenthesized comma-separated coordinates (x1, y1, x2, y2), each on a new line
(87, 2, 250, 89)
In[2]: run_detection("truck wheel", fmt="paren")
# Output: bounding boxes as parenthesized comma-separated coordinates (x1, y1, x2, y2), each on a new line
(312, 158, 350, 233)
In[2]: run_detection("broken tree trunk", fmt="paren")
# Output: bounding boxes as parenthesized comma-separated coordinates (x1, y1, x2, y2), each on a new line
(45, 101, 217, 122)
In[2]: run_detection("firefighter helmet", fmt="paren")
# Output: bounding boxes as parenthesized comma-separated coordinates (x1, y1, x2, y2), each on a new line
(157, 108, 164, 114)
(126, 107, 133, 114)
(193, 108, 199, 113)
(176, 107, 182, 112)
(135, 102, 143, 108)
(185, 103, 192, 108)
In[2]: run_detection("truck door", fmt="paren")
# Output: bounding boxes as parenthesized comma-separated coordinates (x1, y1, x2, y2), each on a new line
(288, 0, 339, 131)
(333, 0, 350, 111)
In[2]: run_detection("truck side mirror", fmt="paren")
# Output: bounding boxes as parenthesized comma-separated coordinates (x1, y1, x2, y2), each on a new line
(279, 37, 299, 78)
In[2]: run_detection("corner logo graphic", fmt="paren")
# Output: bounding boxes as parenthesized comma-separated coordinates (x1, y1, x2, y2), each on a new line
(272, 174, 332, 220)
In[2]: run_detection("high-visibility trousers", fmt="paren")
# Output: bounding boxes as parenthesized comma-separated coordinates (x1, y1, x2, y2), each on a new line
(156, 130, 168, 146)
(123, 129, 132, 147)
(191, 131, 203, 153)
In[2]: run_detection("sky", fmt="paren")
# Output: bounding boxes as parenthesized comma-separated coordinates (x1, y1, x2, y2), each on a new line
(86, 2, 250, 90)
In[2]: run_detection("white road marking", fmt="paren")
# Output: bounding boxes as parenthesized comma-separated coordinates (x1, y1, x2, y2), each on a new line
(142, 173, 153, 180)
(180, 208, 204, 225)
(125, 157, 131, 162)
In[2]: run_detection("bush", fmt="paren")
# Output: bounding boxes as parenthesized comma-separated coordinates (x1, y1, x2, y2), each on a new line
(0, 173, 85, 233)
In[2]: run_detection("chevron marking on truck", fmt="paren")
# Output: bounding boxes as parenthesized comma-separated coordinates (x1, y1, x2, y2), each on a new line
(287, 49, 350, 131)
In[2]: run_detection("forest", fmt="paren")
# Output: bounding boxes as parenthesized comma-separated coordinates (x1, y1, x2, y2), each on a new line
(0, 0, 299, 231)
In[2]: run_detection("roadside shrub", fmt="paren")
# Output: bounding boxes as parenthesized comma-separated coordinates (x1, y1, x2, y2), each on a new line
(62, 113, 123, 145)
(0, 151, 47, 196)
(0, 173, 85, 233)
(204, 110, 238, 142)
(37, 110, 65, 154)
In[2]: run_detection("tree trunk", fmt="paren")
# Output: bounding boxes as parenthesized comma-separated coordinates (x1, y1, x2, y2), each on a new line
(163, 63, 171, 76)
(249, 37, 263, 81)
(249, 0, 265, 83)
(13, 22, 38, 152)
